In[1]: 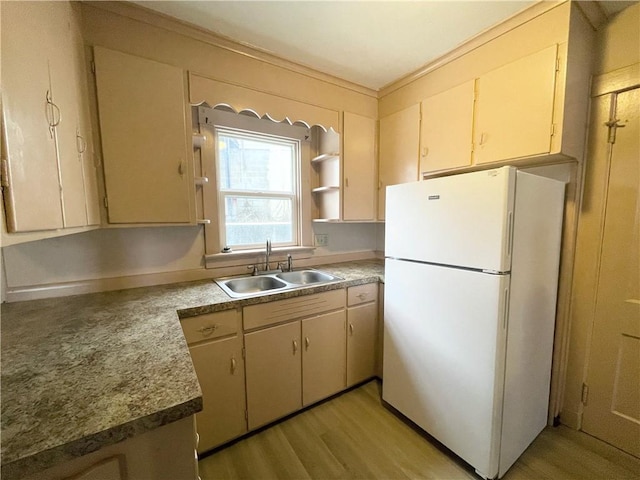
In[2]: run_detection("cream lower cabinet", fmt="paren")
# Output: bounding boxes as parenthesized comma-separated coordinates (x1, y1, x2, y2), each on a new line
(244, 321, 302, 430)
(346, 284, 379, 387)
(302, 310, 347, 406)
(243, 289, 346, 430)
(181, 309, 247, 453)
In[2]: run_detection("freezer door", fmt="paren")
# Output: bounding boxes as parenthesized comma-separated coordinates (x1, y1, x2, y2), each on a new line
(382, 258, 510, 479)
(385, 166, 516, 272)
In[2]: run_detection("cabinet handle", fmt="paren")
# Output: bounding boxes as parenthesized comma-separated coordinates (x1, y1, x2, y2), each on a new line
(344, 177, 349, 188)
(305, 336, 310, 350)
(349, 323, 354, 335)
(292, 339, 298, 355)
(45, 90, 61, 138)
(230, 356, 237, 374)
(178, 160, 185, 177)
(76, 130, 87, 154)
(357, 293, 368, 300)
(479, 132, 488, 146)
(197, 324, 219, 337)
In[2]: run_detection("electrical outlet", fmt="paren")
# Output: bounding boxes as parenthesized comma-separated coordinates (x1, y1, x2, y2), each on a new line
(314, 234, 329, 246)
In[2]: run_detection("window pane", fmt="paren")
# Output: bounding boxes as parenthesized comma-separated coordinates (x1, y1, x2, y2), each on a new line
(224, 196, 293, 247)
(218, 133, 294, 193)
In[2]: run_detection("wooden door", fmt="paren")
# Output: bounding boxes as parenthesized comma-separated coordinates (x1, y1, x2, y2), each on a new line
(302, 310, 346, 406)
(473, 45, 557, 164)
(347, 302, 378, 387)
(244, 321, 301, 430)
(420, 80, 474, 174)
(581, 87, 640, 457)
(189, 335, 246, 453)
(343, 112, 376, 221)
(378, 104, 420, 220)
(1, 1, 64, 232)
(94, 47, 193, 224)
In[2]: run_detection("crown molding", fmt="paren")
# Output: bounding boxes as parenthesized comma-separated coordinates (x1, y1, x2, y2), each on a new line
(378, 1, 566, 98)
(82, 1, 377, 99)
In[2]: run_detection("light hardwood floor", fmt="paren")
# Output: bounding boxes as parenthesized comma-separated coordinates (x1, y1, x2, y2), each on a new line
(199, 380, 640, 479)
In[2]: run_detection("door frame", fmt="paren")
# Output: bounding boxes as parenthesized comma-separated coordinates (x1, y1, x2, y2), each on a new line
(560, 63, 640, 429)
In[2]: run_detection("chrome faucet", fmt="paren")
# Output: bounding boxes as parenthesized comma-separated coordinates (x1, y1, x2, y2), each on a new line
(265, 239, 272, 272)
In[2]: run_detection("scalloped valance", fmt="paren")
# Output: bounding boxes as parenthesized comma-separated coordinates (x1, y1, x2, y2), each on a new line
(189, 73, 340, 133)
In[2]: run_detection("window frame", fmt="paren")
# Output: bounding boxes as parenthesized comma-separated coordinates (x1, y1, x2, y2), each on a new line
(214, 126, 301, 250)
(197, 106, 314, 265)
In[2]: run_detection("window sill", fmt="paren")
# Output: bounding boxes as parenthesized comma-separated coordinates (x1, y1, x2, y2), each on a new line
(204, 245, 316, 269)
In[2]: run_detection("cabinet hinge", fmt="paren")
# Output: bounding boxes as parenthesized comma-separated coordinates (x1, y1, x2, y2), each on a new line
(581, 383, 589, 405)
(0, 158, 10, 188)
(550, 123, 557, 137)
(555, 57, 561, 73)
(103, 197, 109, 209)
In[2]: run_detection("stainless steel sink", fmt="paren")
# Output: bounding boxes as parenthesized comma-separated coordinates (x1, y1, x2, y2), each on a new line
(276, 270, 337, 285)
(215, 269, 342, 298)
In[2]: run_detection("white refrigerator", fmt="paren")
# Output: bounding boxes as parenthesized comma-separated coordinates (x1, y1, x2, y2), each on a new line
(382, 166, 565, 479)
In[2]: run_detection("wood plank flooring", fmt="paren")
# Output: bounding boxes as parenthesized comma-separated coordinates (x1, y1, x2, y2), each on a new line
(198, 380, 640, 479)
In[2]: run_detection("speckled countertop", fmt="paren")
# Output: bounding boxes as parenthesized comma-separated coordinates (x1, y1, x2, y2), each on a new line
(0, 259, 383, 479)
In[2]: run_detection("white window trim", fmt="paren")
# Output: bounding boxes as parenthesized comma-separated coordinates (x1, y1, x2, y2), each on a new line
(197, 106, 314, 267)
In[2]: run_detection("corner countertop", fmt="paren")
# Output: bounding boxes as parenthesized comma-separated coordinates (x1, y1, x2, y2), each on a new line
(0, 259, 383, 479)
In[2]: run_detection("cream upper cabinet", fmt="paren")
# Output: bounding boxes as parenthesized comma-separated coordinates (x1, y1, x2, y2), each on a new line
(301, 310, 347, 406)
(1, 1, 98, 232)
(473, 45, 558, 165)
(244, 321, 302, 430)
(378, 103, 420, 220)
(420, 80, 475, 175)
(342, 112, 377, 221)
(94, 47, 194, 224)
(182, 309, 247, 453)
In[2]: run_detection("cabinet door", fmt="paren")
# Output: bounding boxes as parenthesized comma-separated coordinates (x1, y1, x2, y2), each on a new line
(49, 1, 91, 228)
(94, 47, 193, 224)
(420, 81, 474, 174)
(1, 1, 64, 232)
(302, 310, 346, 406)
(189, 335, 246, 453)
(473, 45, 558, 164)
(378, 104, 420, 220)
(245, 322, 301, 430)
(347, 302, 378, 387)
(343, 112, 376, 221)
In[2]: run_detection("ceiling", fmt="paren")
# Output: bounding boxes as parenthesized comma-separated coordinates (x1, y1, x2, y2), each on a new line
(133, 1, 636, 91)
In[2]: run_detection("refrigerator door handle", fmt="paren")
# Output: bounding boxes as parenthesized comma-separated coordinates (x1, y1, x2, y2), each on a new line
(503, 287, 510, 330)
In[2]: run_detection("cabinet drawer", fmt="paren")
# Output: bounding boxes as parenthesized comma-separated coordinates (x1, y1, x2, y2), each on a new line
(347, 283, 378, 307)
(181, 309, 240, 345)
(244, 289, 345, 331)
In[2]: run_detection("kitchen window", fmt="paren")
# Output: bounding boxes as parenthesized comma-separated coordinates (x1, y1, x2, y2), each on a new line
(197, 106, 314, 262)
(216, 128, 299, 249)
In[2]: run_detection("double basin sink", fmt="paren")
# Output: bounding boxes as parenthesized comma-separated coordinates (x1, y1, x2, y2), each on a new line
(215, 269, 343, 298)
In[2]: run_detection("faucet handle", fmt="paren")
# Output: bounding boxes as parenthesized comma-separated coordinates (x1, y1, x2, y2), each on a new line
(247, 265, 259, 276)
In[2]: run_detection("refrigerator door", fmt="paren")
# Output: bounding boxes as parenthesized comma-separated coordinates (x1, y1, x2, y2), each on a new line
(382, 258, 510, 479)
(385, 166, 516, 272)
